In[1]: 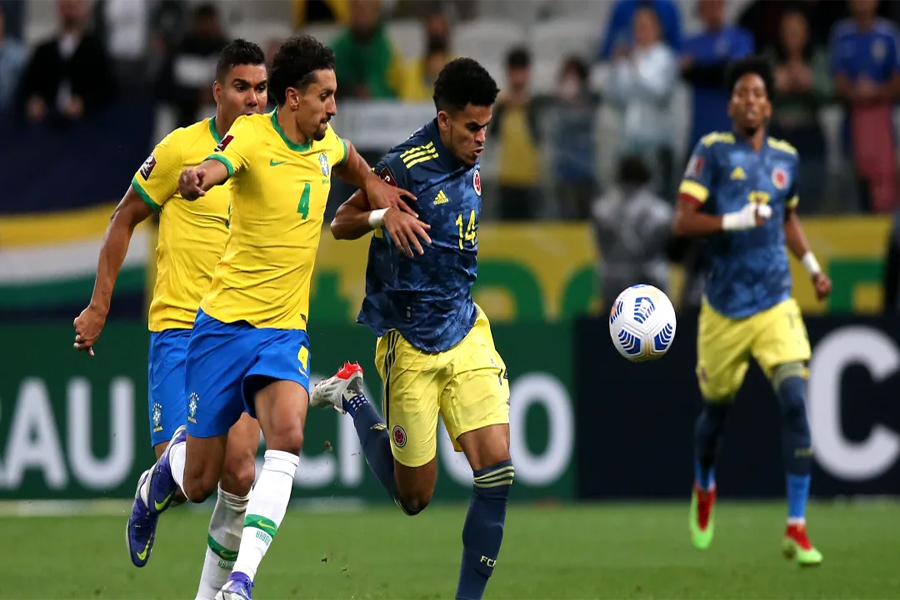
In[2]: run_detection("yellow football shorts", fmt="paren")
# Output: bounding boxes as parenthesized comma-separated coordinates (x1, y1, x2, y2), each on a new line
(697, 298, 811, 401)
(374, 306, 510, 468)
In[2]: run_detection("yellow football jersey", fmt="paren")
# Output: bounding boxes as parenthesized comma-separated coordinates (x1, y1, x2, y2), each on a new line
(201, 110, 348, 330)
(131, 117, 231, 332)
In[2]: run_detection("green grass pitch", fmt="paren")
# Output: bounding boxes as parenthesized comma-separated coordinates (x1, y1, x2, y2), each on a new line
(3, 501, 899, 599)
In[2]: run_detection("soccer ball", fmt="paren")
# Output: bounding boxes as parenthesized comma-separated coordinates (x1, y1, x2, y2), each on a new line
(608, 284, 677, 362)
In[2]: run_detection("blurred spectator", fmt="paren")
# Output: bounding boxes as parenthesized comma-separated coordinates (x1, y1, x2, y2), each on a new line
(0, 4, 25, 113)
(331, 0, 405, 100)
(831, 0, 900, 212)
(96, 0, 149, 91)
(16, 0, 116, 126)
(737, 0, 793, 55)
(597, 0, 682, 60)
(547, 57, 599, 220)
(490, 47, 541, 221)
(767, 9, 832, 210)
(424, 8, 451, 45)
(264, 38, 285, 111)
(402, 37, 449, 101)
(681, 0, 754, 149)
(158, 3, 228, 127)
(606, 5, 677, 200)
(592, 155, 672, 308)
(0, 0, 21, 41)
(293, 0, 351, 25)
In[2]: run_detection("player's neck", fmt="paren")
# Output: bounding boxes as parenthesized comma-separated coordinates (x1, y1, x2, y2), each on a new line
(276, 108, 311, 147)
(213, 113, 230, 140)
(735, 127, 766, 152)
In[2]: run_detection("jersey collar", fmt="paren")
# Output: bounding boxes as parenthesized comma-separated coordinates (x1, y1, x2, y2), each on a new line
(270, 108, 313, 152)
(208, 116, 222, 144)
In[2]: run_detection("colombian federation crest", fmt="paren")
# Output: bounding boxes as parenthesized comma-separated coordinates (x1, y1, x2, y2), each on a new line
(392, 425, 407, 448)
(474, 169, 482, 196)
(319, 153, 329, 176)
(772, 167, 788, 190)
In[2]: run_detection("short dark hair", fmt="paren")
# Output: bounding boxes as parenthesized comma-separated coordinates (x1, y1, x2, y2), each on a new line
(726, 55, 774, 98)
(433, 57, 499, 113)
(506, 47, 531, 70)
(215, 39, 266, 82)
(617, 155, 652, 187)
(269, 35, 336, 105)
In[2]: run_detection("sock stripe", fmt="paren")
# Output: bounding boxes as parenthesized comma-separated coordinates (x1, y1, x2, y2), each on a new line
(474, 466, 515, 484)
(244, 514, 279, 537)
(207, 534, 239, 562)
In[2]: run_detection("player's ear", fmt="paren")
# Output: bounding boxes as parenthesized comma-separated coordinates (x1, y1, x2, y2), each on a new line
(212, 80, 222, 104)
(437, 110, 451, 131)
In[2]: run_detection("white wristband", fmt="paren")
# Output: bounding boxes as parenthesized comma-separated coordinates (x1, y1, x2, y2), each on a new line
(367, 208, 388, 229)
(721, 212, 741, 231)
(801, 252, 821, 276)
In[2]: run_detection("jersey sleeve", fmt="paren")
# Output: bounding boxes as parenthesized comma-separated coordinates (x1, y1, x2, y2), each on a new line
(373, 151, 414, 193)
(131, 131, 183, 210)
(206, 115, 256, 180)
(678, 141, 716, 207)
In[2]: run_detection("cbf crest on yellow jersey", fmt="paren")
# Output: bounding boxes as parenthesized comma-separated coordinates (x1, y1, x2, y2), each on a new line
(202, 110, 348, 329)
(131, 117, 231, 332)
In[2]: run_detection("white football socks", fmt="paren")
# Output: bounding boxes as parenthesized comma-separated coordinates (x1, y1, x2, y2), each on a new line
(232, 450, 299, 581)
(169, 441, 187, 497)
(195, 486, 250, 600)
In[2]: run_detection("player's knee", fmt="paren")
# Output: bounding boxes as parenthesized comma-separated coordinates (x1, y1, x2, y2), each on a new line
(183, 474, 217, 503)
(398, 489, 433, 516)
(264, 424, 304, 456)
(219, 459, 256, 498)
(772, 362, 810, 430)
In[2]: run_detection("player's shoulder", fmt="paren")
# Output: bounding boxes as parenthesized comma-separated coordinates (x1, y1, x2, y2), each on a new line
(380, 120, 442, 179)
(698, 131, 736, 150)
(766, 136, 799, 159)
(874, 18, 900, 40)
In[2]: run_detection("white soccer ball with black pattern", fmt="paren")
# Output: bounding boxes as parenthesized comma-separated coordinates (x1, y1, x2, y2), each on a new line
(608, 284, 677, 362)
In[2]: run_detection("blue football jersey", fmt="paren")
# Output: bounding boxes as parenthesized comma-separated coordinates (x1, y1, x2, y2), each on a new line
(678, 131, 801, 319)
(357, 119, 482, 352)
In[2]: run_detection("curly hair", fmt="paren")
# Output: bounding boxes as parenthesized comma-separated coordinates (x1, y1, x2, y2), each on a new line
(725, 55, 775, 98)
(269, 35, 336, 105)
(433, 57, 500, 113)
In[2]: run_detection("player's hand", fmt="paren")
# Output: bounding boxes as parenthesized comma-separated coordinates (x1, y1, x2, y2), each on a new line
(73, 305, 107, 356)
(383, 208, 432, 257)
(179, 167, 207, 200)
(365, 174, 418, 217)
(812, 272, 832, 301)
(722, 203, 772, 231)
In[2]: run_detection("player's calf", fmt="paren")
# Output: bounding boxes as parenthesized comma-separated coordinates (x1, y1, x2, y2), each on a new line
(772, 362, 813, 523)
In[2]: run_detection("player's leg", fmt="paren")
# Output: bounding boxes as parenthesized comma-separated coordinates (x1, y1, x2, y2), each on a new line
(195, 413, 259, 600)
(441, 310, 513, 600)
(127, 330, 192, 567)
(218, 328, 312, 598)
(752, 299, 821, 565)
(127, 312, 249, 566)
(311, 331, 444, 514)
(691, 301, 753, 550)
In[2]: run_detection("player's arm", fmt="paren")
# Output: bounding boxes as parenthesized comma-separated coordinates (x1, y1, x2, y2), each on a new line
(74, 188, 154, 354)
(783, 186, 831, 301)
(333, 139, 418, 216)
(331, 189, 431, 257)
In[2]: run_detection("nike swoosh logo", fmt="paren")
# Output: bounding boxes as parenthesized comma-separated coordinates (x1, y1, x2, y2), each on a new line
(154, 490, 174, 511)
(257, 522, 277, 533)
(136, 535, 153, 561)
(270, 159, 287, 166)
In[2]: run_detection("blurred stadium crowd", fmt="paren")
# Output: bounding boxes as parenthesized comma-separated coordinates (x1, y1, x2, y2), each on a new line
(3, 0, 900, 312)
